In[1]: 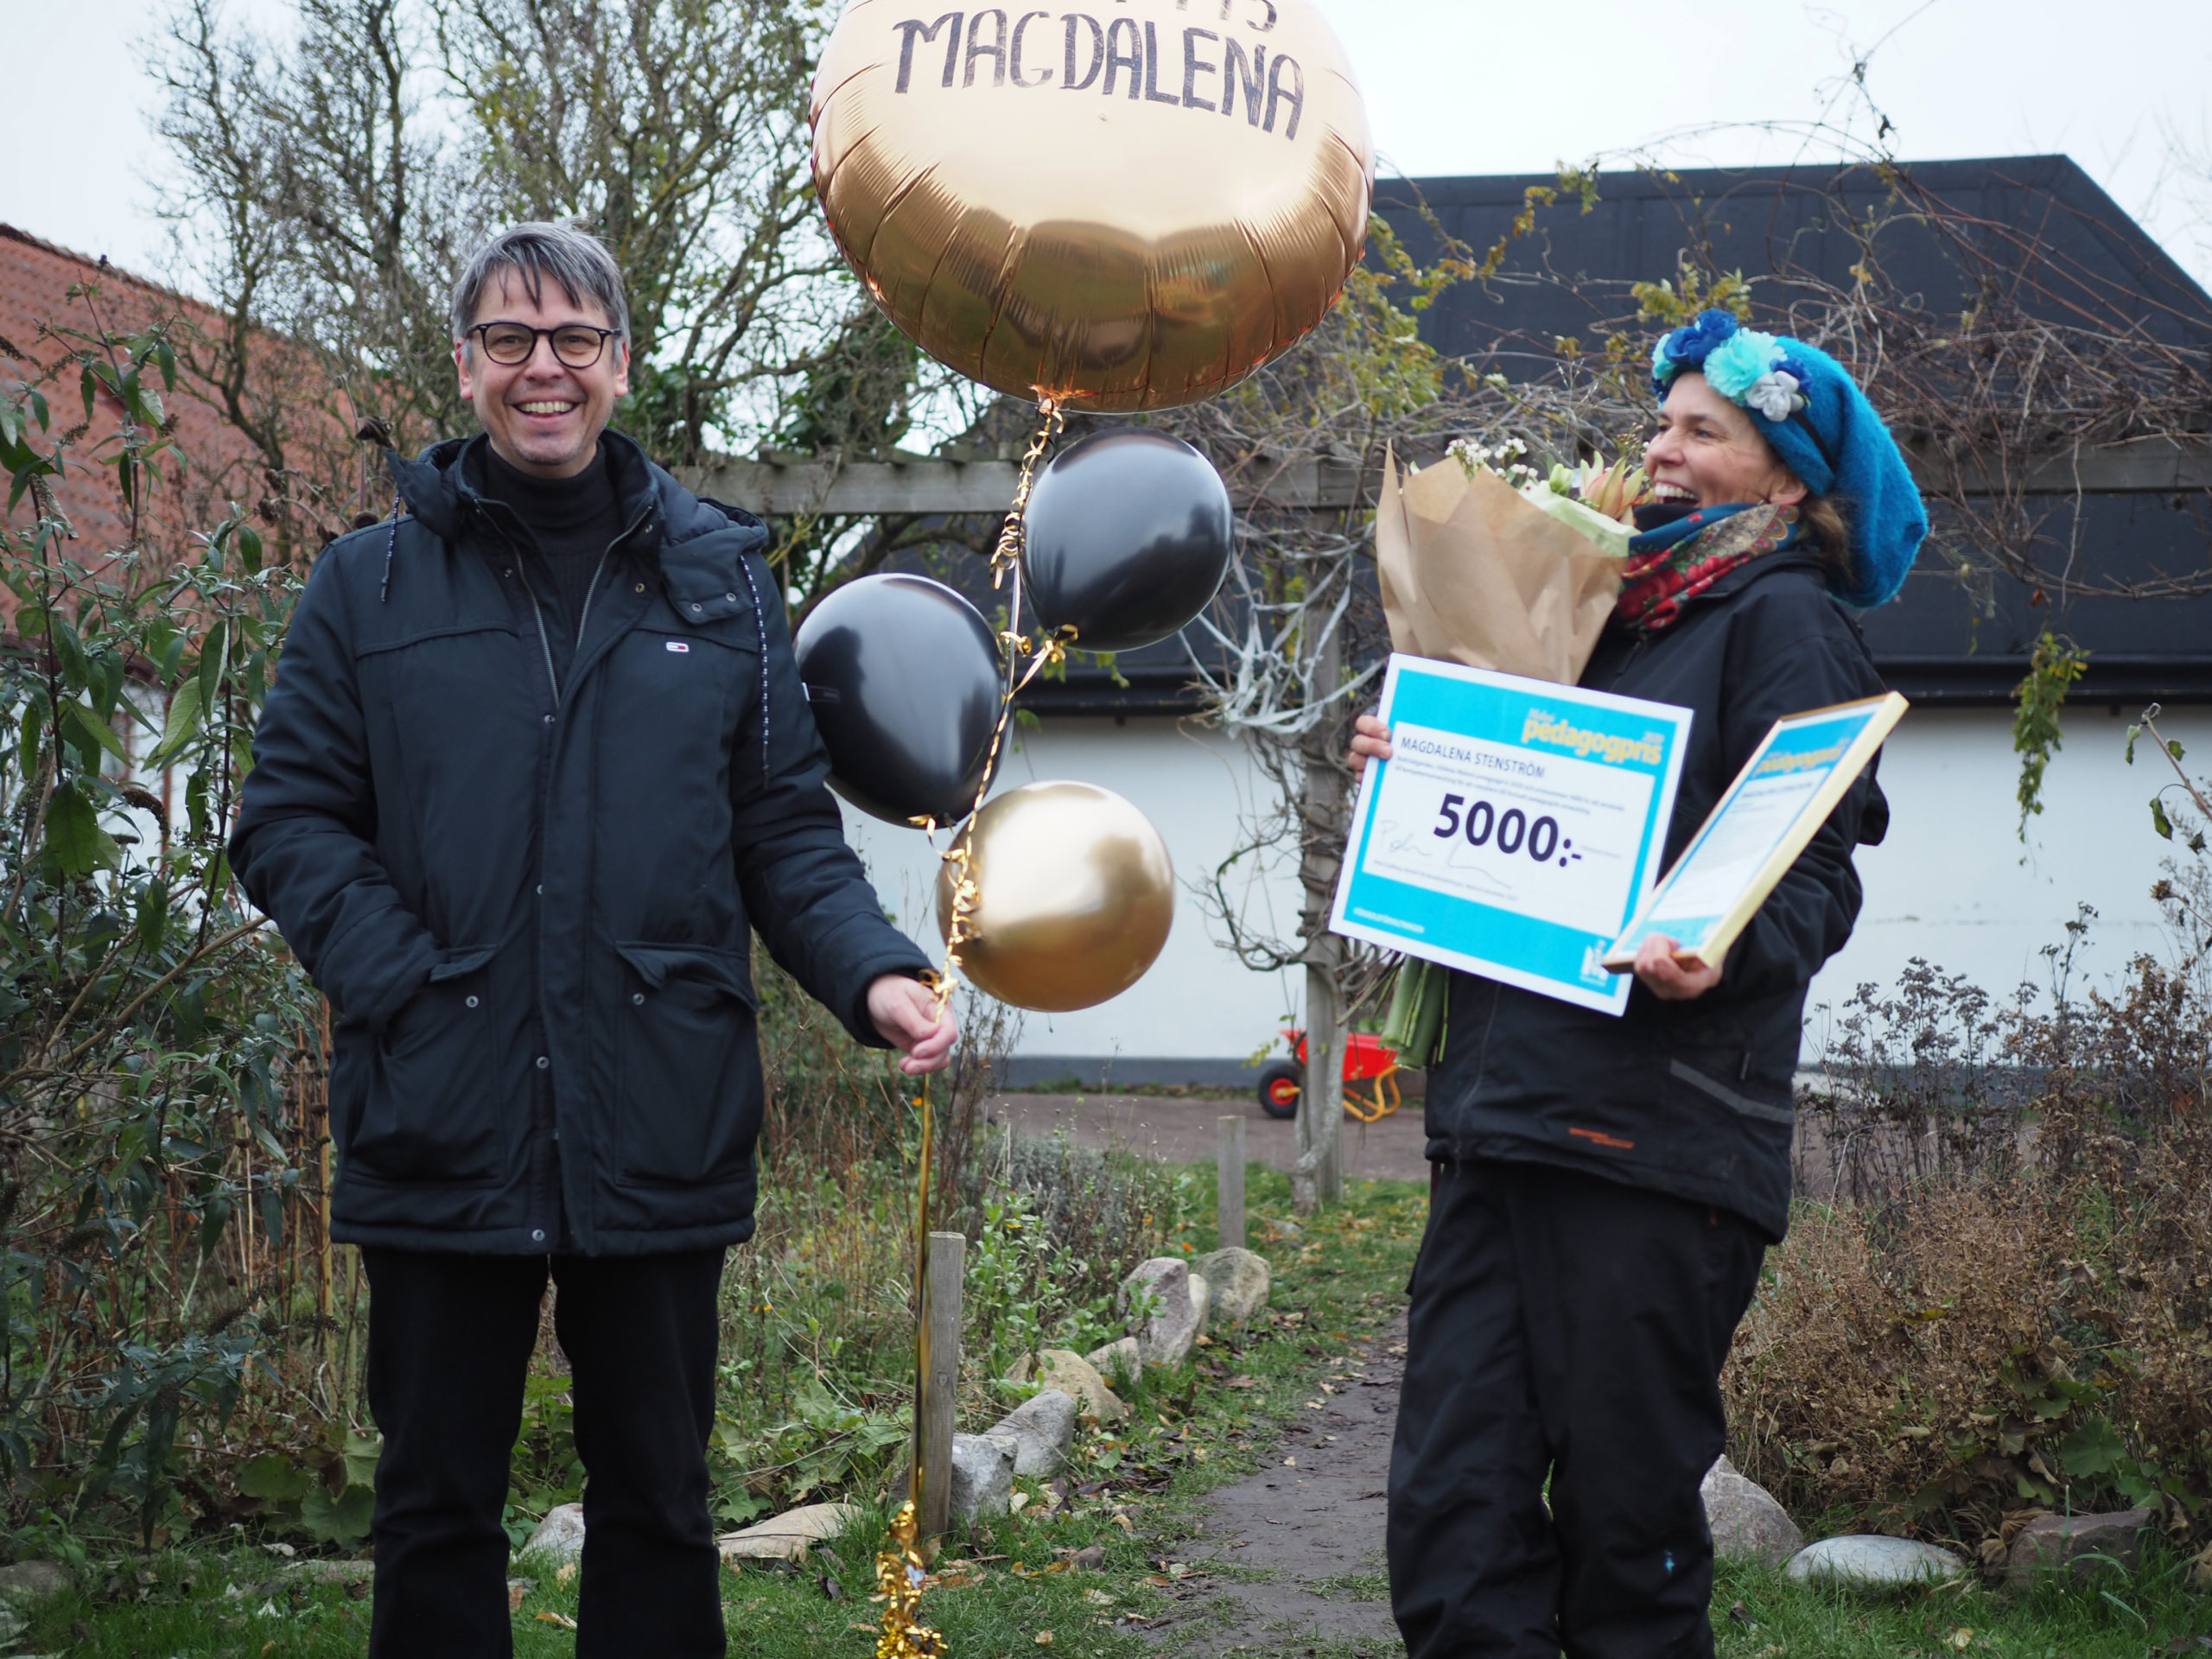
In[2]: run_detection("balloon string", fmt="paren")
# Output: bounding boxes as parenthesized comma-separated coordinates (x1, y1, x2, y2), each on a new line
(874, 1072, 944, 1659)
(932, 397, 1068, 1014)
(988, 397, 1065, 582)
(874, 398, 1064, 1659)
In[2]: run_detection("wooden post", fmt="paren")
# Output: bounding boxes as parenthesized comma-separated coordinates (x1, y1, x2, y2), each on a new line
(316, 1006, 333, 1332)
(918, 1229, 966, 1538)
(1217, 1116, 1246, 1250)
(1296, 621, 1347, 1208)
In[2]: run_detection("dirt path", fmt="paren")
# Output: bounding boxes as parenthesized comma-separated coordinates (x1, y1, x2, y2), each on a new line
(986, 1094, 1431, 1185)
(1149, 1319, 1408, 1657)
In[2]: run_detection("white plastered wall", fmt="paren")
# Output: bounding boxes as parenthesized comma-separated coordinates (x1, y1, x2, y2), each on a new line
(1805, 704, 2212, 1045)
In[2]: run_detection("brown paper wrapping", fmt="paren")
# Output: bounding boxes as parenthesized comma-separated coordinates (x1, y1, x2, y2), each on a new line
(1375, 448, 1623, 686)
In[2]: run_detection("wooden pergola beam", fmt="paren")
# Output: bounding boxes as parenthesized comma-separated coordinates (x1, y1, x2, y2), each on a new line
(680, 454, 1370, 516)
(682, 438, 2212, 518)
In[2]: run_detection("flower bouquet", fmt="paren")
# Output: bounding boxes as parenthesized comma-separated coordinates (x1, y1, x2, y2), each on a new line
(1374, 440, 1647, 687)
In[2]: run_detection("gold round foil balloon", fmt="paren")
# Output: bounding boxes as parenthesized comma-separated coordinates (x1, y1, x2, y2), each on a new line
(938, 780, 1174, 1011)
(811, 0, 1374, 411)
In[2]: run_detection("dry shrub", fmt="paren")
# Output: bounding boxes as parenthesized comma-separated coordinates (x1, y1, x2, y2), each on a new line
(1727, 915, 2212, 1548)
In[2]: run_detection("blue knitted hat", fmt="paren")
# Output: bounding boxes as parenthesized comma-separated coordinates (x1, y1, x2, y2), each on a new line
(1650, 309, 1928, 608)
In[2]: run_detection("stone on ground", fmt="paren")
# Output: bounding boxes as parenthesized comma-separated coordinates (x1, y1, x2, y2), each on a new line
(718, 1501, 860, 1564)
(0, 1560, 71, 1604)
(2004, 1508, 2156, 1583)
(1084, 1336, 1142, 1390)
(520, 1503, 587, 1564)
(1035, 1349, 1127, 1424)
(1118, 1257, 1202, 1367)
(1700, 1456, 1804, 1567)
(950, 1433, 1018, 1524)
(984, 1389, 1077, 1478)
(1188, 1271, 1212, 1331)
(1785, 1535, 1965, 1591)
(1192, 1248, 1272, 1325)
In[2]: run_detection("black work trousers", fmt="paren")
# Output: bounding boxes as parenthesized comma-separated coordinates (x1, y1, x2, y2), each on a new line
(360, 1247, 728, 1659)
(1388, 1160, 1766, 1659)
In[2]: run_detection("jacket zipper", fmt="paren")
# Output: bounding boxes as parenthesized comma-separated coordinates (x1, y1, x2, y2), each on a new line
(494, 505, 648, 706)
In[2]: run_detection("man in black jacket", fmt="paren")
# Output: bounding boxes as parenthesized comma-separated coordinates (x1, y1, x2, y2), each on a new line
(232, 222, 954, 1658)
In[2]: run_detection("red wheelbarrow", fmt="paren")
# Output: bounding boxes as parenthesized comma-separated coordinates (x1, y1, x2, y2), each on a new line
(1255, 1027, 1403, 1123)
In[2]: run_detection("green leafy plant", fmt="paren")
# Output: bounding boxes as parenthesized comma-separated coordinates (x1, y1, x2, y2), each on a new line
(2013, 631, 2091, 840)
(0, 285, 323, 1544)
(2127, 702, 2212, 853)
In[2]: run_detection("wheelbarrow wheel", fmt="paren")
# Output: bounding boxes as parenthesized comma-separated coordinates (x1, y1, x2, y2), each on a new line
(1256, 1060, 1302, 1120)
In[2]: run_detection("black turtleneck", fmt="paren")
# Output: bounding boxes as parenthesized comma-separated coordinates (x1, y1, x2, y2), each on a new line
(481, 444, 626, 642)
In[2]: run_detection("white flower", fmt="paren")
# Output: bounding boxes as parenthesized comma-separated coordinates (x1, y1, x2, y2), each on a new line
(1743, 370, 1805, 423)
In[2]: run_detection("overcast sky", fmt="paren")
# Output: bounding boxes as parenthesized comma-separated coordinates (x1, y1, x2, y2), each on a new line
(7, 0, 2211, 294)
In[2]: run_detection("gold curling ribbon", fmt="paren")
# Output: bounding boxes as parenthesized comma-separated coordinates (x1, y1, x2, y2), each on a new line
(936, 398, 1071, 1007)
(874, 1066, 945, 1659)
(874, 1495, 943, 1659)
(874, 398, 1071, 1658)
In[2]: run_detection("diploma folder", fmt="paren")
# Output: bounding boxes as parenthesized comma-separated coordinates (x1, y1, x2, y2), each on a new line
(1602, 691, 1909, 975)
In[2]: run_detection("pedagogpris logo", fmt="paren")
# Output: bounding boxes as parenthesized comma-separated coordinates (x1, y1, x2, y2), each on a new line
(1520, 709, 1664, 767)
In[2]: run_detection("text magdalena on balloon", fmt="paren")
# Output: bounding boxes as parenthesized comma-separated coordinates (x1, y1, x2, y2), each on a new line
(891, 10, 1307, 141)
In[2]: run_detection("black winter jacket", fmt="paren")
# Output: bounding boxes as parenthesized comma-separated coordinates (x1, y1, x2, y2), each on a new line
(1423, 550, 1889, 1241)
(231, 432, 932, 1256)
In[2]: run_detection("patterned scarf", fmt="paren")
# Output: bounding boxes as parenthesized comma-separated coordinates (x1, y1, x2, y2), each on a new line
(1615, 503, 1802, 635)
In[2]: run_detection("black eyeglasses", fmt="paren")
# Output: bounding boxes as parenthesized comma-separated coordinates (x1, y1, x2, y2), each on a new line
(467, 321, 620, 369)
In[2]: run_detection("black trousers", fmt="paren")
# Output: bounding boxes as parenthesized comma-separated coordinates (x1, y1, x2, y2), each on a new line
(361, 1247, 728, 1659)
(1388, 1160, 1766, 1659)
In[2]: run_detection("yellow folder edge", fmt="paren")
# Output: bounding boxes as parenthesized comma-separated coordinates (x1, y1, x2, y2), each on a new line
(1600, 690, 1910, 976)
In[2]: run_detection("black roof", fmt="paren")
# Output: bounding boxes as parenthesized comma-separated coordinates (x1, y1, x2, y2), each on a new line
(1023, 156, 2212, 715)
(1380, 156, 2212, 365)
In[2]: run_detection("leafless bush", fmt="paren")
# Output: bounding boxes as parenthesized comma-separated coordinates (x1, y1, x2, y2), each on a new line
(1729, 898, 2212, 1549)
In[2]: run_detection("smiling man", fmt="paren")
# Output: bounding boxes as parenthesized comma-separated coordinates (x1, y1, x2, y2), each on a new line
(231, 222, 956, 1658)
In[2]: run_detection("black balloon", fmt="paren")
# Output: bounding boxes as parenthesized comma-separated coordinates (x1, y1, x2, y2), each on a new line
(792, 574, 1004, 827)
(1022, 428, 1234, 653)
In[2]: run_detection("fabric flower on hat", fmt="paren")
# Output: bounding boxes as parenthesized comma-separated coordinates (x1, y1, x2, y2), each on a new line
(1700, 327, 1790, 404)
(1651, 309, 1741, 390)
(1741, 370, 1806, 422)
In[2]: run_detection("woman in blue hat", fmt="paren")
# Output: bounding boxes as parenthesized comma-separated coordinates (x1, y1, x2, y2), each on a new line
(1355, 313, 1927, 1659)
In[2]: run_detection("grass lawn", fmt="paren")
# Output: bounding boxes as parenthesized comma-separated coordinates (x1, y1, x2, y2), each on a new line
(1713, 1550, 2212, 1658)
(19, 1167, 2212, 1656)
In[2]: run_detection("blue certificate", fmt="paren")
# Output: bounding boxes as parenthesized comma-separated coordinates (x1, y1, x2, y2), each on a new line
(1603, 692, 1907, 974)
(1331, 655, 1693, 1016)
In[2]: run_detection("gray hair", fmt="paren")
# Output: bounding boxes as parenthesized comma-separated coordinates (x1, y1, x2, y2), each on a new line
(449, 221, 631, 346)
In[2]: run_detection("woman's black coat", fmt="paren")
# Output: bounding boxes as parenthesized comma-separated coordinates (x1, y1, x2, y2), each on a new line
(1422, 549, 1889, 1240)
(231, 433, 932, 1257)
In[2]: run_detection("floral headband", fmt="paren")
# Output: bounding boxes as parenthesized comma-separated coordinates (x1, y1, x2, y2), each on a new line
(1650, 311, 1812, 424)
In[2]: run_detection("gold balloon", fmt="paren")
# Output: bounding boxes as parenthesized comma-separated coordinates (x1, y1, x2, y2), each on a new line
(938, 780, 1174, 1012)
(812, 0, 1374, 411)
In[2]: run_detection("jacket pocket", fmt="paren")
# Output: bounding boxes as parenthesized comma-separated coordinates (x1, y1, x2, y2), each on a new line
(353, 944, 503, 1183)
(614, 942, 760, 1187)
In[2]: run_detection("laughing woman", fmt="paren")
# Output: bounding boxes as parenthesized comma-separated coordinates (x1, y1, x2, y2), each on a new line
(1357, 312, 1929, 1659)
